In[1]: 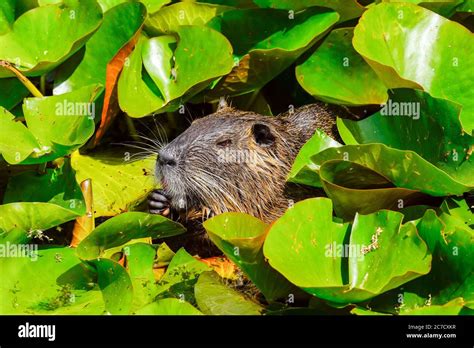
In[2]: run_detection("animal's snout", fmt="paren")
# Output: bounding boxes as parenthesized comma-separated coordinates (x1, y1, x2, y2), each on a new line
(158, 150, 177, 168)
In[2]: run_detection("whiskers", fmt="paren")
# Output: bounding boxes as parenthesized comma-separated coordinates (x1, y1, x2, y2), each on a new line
(113, 116, 169, 163)
(185, 167, 246, 215)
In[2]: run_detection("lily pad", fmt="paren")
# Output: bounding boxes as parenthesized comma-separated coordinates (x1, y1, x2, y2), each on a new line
(319, 160, 425, 220)
(145, 2, 231, 36)
(0, 78, 30, 110)
(206, 7, 339, 97)
(54, 2, 147, 94)
(0, 0, 103, 77)
(1, 161, 85, 238)
(203, 212, 298, 301)
(0, 247, 104, 314)
(296, 28, 388, 106)
(353, 2, 474, 133)
(0, 85, 102, 165)
(253, 0, 364, 22)
(135, 298, 203, 315)
(0, 106, 40, 164)
(0, 202, 84, 238)
(119, 25, 233, 117)
(70, 150, 156, 217)
(312, 144, 472, 196)
(76, 212, 185, 260)
(117, 35, 166, 117)
(3, 161, 84, 210)
(90, 258, 133, 314)
(287, 129, 341, 187)
(195, 271, 264, 315)
(155, 248, 210, 298)
(263, 198, 350, 297)
(440, 197, 474, 229)
(142, 25, 234, 102)
(126, 243, 157, 309)
(264, 198, 431, 303)
(400, 297, 465, 315)
(0, 0, 14, 35)
(337, 89, 474, 186)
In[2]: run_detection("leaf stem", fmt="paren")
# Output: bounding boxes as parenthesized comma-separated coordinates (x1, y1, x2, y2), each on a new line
(40, 74, 46, 95)
(0, 60, 43, 98)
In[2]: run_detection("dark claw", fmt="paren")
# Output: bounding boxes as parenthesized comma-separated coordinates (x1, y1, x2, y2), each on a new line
(148, 189, 170, 215)
(149, 201, 165, 209)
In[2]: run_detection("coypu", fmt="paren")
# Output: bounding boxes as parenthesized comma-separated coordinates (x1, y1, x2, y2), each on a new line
(148, 102, 341, 226)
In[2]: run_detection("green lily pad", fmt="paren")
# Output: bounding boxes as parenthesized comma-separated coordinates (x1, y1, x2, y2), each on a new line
(351, 307, 391, 315)
(0, 106, 41, 164)
(0, 0, 103, 78)
(353, 2, 474, 133)
(0, 78, 30, 110)
(0, 85, 102, 164)
(0, 203, 84, 238)
(142, 25, 234, 102)
(135, 298, 203, 315)
(400, 297, 465, 315)
(195, 271, 264, 315)
(319, 160, 424, 220)
(384, 0, 465, 17)
(346, 211, 431, 300)
(156, 242, 175, 266)
(264, 198, 431, 303)
(253, 0, 364, 22)
(96, 0, 170, 13)
(144, 1, 231, 36)
(0, 247, 104, 314)
(119, 25, 233, 117)
(125, 243, 157, 310)
(264, 198, 350, 295)
(76, 212, 185, 260)
(206, 7, 339, 97)
(312, 144, 472, 196)
(70, 150, 156, 217)
(203, 212, 297, 301)
(440, 197, 474, 229)
(337, 89, 474, 186)
(3, 161, 84, 211)
(287, 129, 341, 187)
(1, 161, 85, 238)
(0, 0, 14, 35)
(23, 84, 102, 162)
(54, 2, 147, 94)
(155, 248, 210, 299)
(90, 258, 133, 314)
(117, 35, 166, 117)
(296, 28, 388, 106)
(368, 209, 473, 314)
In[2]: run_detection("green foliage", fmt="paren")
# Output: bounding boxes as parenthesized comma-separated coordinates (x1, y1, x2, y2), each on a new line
(0, 0, 472, 315)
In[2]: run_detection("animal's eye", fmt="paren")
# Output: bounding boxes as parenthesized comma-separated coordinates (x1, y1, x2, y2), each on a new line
(216, 139, 232, 147)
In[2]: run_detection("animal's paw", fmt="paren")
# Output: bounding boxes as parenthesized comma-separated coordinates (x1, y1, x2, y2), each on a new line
(148, 189, 171, 216)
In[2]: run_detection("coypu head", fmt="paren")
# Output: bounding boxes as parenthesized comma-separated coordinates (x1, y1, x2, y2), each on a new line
(155, 103, 337, 222)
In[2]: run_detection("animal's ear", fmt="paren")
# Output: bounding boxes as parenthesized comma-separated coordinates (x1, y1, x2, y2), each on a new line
(217, 97, 228, 111)
(252, 123, 275, 146)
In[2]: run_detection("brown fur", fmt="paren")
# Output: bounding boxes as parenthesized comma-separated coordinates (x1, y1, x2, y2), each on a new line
(154, 102, 340, 223)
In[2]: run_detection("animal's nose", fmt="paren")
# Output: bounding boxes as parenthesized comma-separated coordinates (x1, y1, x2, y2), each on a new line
(158, 151, 177, 167)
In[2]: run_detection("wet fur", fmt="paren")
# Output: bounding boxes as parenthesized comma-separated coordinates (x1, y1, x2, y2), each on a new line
(153, 103, 340, 223)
